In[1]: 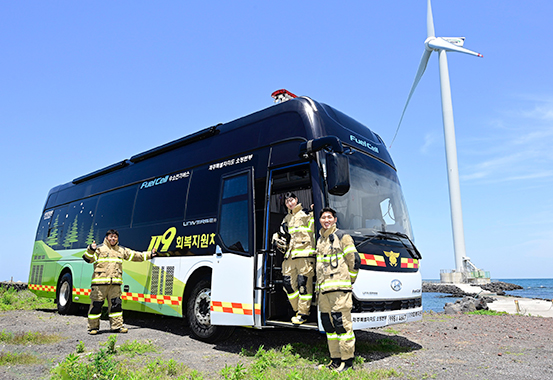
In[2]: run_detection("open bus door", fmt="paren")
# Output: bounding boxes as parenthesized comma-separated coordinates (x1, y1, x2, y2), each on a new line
(210, 169, 258, 326)
(262, 164, 319, 328)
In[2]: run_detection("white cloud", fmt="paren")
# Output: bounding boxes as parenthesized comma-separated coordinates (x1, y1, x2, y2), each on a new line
(461, 96, 553, 183)
(420, 131, 441, 155)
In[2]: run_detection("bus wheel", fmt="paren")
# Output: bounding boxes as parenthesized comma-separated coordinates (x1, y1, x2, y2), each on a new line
(186, 278, 234, 343)
(57, 273, 76, 315)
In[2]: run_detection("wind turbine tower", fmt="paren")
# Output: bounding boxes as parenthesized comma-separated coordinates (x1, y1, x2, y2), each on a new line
(395, 0, 487, 282)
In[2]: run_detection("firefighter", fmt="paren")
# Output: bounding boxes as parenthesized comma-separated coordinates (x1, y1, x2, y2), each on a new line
(83, 229, 157, 335)
(272, 192, 315, 324)
(316, 207, 361, 372)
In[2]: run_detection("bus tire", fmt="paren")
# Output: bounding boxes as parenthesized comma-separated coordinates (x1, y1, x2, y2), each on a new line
(186, 278, 234, 343)
(57, 272, 77, 315)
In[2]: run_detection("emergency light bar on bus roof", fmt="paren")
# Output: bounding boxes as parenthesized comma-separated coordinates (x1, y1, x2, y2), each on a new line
(271, 89, 297, 103)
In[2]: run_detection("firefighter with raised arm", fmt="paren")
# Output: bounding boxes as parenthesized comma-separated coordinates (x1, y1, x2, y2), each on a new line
(83, 229, 157, 335)
(272, 192, 315, 324)
(316, 207, 361, 372)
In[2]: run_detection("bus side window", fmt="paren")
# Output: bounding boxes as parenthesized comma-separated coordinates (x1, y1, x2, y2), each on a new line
(60, 198, 98, 249)
(35, 210, 53, 242)
(133, 173, 189, 227)
(94, 186, 136, 232)
(218, 172, 251, 254)
(45, 206, 69, 249)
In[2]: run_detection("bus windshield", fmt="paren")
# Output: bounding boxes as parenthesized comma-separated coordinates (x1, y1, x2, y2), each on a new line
(328, 150, 414, 240)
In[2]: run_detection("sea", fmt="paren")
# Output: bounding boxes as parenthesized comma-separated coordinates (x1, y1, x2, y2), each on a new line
(423, 278, 553, 313)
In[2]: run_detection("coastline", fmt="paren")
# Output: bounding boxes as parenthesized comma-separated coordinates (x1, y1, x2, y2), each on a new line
(423, 281, 553, 318)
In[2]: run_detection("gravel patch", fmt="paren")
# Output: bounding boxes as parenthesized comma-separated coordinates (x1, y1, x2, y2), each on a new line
(1, 308, 552, 379)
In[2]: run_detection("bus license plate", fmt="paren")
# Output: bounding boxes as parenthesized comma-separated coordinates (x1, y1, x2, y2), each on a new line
(388, 313, 407, 323)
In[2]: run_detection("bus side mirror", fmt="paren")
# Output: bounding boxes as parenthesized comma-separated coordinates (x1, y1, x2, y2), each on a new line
(326, 152, 350, 196)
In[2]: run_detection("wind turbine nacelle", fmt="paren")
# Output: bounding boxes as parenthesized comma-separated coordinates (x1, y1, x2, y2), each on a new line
(442, 37, 465, 47)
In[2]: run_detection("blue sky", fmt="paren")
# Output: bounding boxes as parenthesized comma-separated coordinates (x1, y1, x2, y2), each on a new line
(1, 1, 552, 282)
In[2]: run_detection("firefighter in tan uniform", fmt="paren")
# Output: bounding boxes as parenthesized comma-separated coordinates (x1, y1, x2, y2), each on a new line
(272, 192, 315, 324)
(83, 229, 156, 335)
(316, 207, 361, 372)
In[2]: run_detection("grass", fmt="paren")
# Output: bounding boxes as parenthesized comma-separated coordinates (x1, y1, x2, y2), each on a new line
(50, 336, 402, 380)
(466, 310, 509, 316)
(0, 352, 40, 366)
(382, 328, 400, 335)
(118, 339, 158, 357)
(0, 330, 64, 345)
(0, 286, 55, 311)
(50, 335, 202, 380)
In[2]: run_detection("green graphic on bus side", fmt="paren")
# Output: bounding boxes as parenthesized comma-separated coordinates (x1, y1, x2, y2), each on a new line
(30, 241, 186, 317)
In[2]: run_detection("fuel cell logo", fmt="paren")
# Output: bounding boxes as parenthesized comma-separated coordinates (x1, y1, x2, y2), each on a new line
(390, 279, 402, 292)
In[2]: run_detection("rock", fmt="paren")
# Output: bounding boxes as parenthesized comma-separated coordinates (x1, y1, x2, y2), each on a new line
(444, 296, 489, 315)
(423, 283, 477, 296)
(0, 281, 28, 291)
(480, 281, 523, 293)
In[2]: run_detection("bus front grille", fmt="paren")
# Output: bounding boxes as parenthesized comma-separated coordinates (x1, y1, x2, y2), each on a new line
(353, 297, 422, 313)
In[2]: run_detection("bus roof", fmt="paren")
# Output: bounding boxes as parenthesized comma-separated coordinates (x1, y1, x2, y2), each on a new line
(44, 96, 394, 209)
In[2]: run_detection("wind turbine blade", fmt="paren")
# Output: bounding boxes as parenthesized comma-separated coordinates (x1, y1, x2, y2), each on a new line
(427, 37, 483, 57)
(390, 49, 433, 147)
(427, 0, 435, 38)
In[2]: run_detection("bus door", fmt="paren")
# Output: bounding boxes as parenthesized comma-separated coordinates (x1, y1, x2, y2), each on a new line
(211, 169, 257, 326)
(263, 164, 313, 323)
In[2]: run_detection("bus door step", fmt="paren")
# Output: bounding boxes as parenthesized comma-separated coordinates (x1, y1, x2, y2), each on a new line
(265, 320, 319, 330)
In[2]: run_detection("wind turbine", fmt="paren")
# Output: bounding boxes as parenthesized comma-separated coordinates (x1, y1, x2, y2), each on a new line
(394, 0, 483, 273)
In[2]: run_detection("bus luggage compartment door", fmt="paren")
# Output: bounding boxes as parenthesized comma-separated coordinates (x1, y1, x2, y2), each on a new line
(210, 247, 257, 326)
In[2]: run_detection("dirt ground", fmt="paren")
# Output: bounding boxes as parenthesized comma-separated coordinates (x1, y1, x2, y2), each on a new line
(1, 308, 552, 379)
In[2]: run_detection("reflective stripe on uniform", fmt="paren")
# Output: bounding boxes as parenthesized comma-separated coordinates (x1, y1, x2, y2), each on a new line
(317, 251, 345, 263)
(88, 313, 101, 320)
(290, 248, 316, 257)
(326, 331, 355, 341)
(109, 311, 123, 318)
(91, 277, 123, 284)
(320, 280, 352, 291)
(83, 251, 95, 259)
(286, 290, 299, 300)
(326, 332, 339, 341)
(289, 225, 312, 234)
(299, 293, 313, 301)
(97, 258, 123, 264)
(343, 245, 356, 254)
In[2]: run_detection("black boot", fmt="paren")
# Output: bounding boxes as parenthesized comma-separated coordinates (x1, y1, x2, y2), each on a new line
(318, 357, 340, 370)
(336, 358, 354, 372)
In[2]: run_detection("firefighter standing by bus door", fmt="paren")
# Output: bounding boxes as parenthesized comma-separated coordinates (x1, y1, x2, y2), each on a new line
(316, 207, 361, 372)
(83, 229, 157, 335)
(272, 192, 315, 324)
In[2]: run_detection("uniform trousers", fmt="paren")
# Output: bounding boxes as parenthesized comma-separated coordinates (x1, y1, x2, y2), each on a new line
(88, 284, 124, 331)
(318, 290, 355, 360)
(282, 257, 315, 316)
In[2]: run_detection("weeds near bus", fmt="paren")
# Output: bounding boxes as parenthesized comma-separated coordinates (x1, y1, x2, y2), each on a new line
(118, 339, 158, 357)
(467, 310, 509, 316)
(0, 352, 39, 366)
(51, 335, 201, 380)
(51, 335, 401, 380)
(0, 330, 63, 345)
(0, 286, 55, 311)
(221, 344, 399, 380)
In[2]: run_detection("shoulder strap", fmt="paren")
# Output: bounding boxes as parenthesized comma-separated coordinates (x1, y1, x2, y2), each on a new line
(334, 229, 346, 240)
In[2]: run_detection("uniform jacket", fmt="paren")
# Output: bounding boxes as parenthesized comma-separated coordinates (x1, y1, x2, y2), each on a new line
(83, 237, 153, 285)
(316, 225, 361, 294)
(282, 203, 315, 259)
